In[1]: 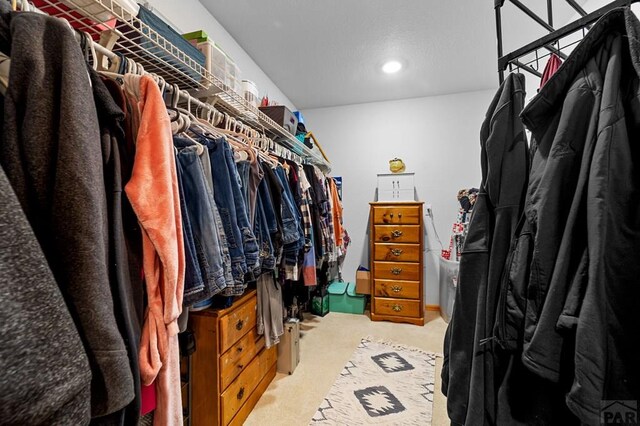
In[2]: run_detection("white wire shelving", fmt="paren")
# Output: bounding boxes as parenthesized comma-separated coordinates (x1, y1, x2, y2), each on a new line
(35, 0, 330, 171)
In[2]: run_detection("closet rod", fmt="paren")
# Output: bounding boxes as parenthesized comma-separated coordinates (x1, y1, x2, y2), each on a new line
(498, 0, 639, 74)
(162, 84, 305, 164)
(510, 59, 543, 78)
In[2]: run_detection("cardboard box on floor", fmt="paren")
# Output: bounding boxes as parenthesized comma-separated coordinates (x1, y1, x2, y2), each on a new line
(355, 270, 371, 295)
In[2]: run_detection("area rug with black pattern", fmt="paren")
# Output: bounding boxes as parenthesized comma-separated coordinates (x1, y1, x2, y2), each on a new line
(311, 337, 437, 425)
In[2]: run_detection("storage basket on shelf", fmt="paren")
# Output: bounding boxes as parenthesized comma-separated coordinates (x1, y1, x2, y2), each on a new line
(121, 5, 206, 83)
(327, 281, 366, 315)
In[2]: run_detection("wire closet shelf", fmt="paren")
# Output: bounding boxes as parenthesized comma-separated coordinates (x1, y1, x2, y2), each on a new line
(35, 0, 330, 171)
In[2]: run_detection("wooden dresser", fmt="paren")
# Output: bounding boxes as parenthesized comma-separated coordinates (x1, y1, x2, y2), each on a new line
(190, 289, 277, 426)
(369, 202, 425, 326)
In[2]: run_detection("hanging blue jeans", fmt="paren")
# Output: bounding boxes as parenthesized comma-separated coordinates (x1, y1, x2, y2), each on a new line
(236, 160, 251, 216)
(219, 140, 260, 282)
(173, 138, 228, 301)
(196, 146, 235, 290)
(275, 165, 305, 247)
(174, 148, 206, 306)
(195, 136, 247, 288)
(255, 190, 276, 272)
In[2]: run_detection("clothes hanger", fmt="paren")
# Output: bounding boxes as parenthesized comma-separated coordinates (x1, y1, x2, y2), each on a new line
(83, 32, 98, 71)
(214, 113, 253, 147)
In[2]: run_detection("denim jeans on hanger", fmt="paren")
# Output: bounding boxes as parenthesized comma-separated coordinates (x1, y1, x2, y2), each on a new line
(275, 165, 305, 247)
(173, 138, 228, 304)
(174, 149, 206, 306)
(248, 155, 264, 227)
(260, 161, 285, 264)
(236, 160, 251, 218)
(197, 146, 235, 290)
(255, 190, 276, 272)
(258, 165, 279, 238)
(219, 141, 260, 281)
(197, 135, 248, 286)
(275, 166, 305, 273)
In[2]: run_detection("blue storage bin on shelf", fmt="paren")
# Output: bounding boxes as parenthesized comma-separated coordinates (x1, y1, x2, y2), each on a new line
(127, 5, 206, 83)
(328, 282, 366, 315)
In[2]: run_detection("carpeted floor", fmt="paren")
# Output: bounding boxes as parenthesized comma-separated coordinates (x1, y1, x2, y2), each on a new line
(245, 310, 448, 426)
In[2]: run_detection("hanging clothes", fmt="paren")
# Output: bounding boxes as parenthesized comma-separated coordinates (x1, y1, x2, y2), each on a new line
(442, 72, 529, 426)
(496, 8, 640, 424)
(91, 69, 145, 425)
(123, 74, 185, 426)
(263, 162, 286, 264)
(256, 272, 285, 348)
(0, 162, 92, 424)
(0, 5, 134, 418)
(197, 142, 236, 293)
(298, 164, 317, 286)
(173, 137, 228, 303)
(328, 177, 344, 249)
(275, 165, 305, 280)
(539, 53, 563, 88)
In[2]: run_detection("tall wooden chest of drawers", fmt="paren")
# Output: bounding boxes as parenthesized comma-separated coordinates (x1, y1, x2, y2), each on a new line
(369, 202, 425, 326)
(190, 289, 277, 426)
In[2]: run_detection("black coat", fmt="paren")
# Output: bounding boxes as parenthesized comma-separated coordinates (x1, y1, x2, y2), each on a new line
(442, 72, 529, 425)
(495, 8, 640, 424)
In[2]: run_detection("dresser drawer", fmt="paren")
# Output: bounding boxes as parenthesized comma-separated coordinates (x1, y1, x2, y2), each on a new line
(219, 296, 257, 354)
(220, 329, 265, 391)
(373, 205, 421, 225)
(220, 345, 277, 426)
(373, 225, 420, 243)
(220, 353, 262, 426)
(374, 297, 421, 318)
(373, 261, 420, 281)
(377, 173, 414, 191)
(374, 243, 420, 262)
(374, 279, 420, 300)
(259, 345, 278, 377)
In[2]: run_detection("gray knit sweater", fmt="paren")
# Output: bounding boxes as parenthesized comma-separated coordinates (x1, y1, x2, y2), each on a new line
(0, 3, 134, 419)
(0, 161, 92, 424)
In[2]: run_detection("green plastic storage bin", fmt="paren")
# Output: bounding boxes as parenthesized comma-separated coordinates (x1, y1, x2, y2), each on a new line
(328, 281, 366, 315)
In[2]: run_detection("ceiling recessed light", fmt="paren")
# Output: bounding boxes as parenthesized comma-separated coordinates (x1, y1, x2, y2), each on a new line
(382, 60, 402, 74)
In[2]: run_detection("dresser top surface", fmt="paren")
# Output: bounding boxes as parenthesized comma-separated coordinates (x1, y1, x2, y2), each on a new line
(190, 288, 257, 318)
(369, 201, 424, 206)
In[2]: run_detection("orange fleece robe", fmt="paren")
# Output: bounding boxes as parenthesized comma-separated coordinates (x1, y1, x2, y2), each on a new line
(329, 178, 344, 247)
(123, 74, 185, 426)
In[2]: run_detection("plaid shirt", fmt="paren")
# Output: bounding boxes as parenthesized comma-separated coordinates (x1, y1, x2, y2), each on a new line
(298, 165, 314, 251)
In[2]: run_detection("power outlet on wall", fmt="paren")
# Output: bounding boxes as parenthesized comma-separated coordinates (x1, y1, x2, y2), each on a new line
(425, 204, 433, 218)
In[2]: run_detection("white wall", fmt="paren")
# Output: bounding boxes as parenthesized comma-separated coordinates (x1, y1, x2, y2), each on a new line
(143, 0, 296, 110)
(303, 89, 495, 305)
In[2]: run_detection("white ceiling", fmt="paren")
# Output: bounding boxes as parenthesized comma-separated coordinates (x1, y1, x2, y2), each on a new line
(199, 1, 588, 109)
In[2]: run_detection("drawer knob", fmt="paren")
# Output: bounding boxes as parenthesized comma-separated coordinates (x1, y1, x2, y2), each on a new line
(391, 267, 402, 275)
(392, 304, 403, 312)
(236, 319, 244, 331)
(391, 285, 403, 293)
(391, 230, 403, 238)
(391, 248, 403, 256)
(237, 386, 245, 400)
(390, 213, 394, 218)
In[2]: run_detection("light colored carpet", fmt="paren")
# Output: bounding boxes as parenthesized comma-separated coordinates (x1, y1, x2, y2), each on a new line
(244, 311, 449, 426)
(311, 337, 437, 425)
